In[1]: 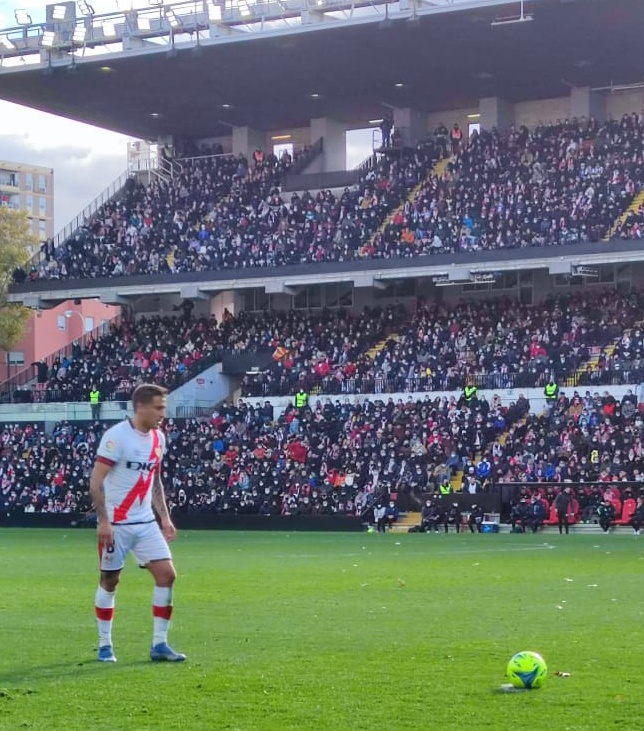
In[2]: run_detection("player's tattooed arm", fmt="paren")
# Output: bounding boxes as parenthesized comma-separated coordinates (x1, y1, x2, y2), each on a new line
(153, 471, 177, 542)
(90, 461, 111, 524)
(90, 460, 114, 547)
(152, 470, 171, 523)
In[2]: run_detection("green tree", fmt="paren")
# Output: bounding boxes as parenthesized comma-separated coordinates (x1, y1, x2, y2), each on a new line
(0, 207, 37, 352)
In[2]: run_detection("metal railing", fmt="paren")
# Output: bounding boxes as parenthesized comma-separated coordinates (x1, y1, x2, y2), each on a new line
(25, 169, 136, 272)
(287, 137, 324, 177)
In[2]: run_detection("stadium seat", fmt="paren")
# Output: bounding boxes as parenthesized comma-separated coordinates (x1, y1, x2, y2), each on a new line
(616, 498, 636, 525)
(544, 506, 559, 526)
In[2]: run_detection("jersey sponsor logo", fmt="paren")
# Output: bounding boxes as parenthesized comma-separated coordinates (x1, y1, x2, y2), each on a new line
(104, 439, 116, 452)
(126, 460, 159, 472)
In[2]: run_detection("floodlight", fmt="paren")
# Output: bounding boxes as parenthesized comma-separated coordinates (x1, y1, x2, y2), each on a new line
(77, 0, 95, 15)
(0, 35, 17, 51)
(14, 9, 33, 25)
(102, 21, 116, 37)
(164, 9, 181, 28)
(41, 31, 56, 47)
(73, 26, 87, 42)
(52, 5, 68, 20)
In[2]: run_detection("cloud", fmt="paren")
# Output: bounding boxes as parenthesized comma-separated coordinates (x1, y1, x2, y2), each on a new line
(0, 99, 132, 231)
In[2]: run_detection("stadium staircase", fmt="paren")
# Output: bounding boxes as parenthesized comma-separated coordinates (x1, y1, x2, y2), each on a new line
(603, 187, 644, 241)
(368, 156, 451, 242)
(365, 334, 400, 360)
(560, 321, 644, 387)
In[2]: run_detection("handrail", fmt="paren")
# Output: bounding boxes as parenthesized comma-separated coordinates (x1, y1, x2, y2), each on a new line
(24, 168, 136, 272)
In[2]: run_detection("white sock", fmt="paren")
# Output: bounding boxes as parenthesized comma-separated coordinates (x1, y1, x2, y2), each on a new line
(95, 586, 116, 648)
(152, 585, 173, 646)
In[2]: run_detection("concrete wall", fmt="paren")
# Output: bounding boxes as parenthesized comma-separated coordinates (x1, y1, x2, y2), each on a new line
(256, 383, 644, 421)
(605, 89, 644, 120)
(514, 97, 569, 128)
(0, 400, 131, 428)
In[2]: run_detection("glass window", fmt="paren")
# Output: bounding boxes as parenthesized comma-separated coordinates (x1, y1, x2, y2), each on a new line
(243, 288, 269, 312)
(0, 171, 17, 187)
(24, 195, 33, 213)
(8, 351, 24, 365)
(38, 174, 47, 193)
(39, 220, 46, 231)
(24, 173, 33, 191)
(57, 315, 66, 332)
(39, 197, 46, 217)
(84, 316, 94, 333)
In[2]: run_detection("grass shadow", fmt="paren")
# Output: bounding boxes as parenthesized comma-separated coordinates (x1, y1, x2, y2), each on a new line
(0, 659, 151, 687)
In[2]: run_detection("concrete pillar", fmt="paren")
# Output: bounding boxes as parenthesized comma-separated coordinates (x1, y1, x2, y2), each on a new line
(570, 87, 606, 122)
(310, 117, 346, 172)
(393, 107, 427, 146)
(210, 291, 243, 322)
(479, 97, 514, 131)
(232, 126, 266, 159)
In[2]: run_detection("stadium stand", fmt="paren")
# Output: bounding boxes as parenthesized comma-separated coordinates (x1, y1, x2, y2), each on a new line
(15, 114, 644, 285)
(383, 115, 644, 256)
(3, 384, 643, 527)
(6, 287, 643, 405)
(242, 288, 644, 397)
(10, 315, 226, 404)
(20, 136, 442, 280)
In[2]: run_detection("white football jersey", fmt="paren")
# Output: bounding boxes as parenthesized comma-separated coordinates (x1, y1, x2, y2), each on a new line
(96, 419, 166, 524)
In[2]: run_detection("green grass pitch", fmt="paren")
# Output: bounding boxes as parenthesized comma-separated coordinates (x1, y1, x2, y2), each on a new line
(0, 528, 643, 731)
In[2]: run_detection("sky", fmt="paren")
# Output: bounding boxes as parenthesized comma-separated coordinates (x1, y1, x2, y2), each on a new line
(0, 0, 372, 231)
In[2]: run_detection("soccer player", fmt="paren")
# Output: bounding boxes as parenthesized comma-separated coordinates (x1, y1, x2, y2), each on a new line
(89, 383, 185, 663)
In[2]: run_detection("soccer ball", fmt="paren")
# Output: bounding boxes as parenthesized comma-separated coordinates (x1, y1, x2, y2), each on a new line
(506, 651, 548, 689)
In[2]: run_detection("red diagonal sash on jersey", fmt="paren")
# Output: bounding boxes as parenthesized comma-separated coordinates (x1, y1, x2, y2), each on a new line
(113, 430, 160, 523)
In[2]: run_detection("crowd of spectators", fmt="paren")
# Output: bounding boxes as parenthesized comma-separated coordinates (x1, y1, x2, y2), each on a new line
(12, 310, 226, 404)
(18, 137, 441, 282)
(376, 113, 644, 258)
(0, 392, 521, 515)
(13, 114, 644, 287)
(8, 285, 643, 405)
(614, 199, 644, 240)
(3, 380, 644, 523)
(242, 288, 644, 396)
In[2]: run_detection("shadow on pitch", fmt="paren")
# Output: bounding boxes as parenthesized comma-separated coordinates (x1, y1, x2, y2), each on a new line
(0, 659, 151, 686)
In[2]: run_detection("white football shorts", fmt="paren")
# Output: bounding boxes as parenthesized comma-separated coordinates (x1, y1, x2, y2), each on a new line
(98, 521, 172, 572)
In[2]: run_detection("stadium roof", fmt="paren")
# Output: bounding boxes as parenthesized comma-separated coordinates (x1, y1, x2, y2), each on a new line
(0, 0, 642, 140)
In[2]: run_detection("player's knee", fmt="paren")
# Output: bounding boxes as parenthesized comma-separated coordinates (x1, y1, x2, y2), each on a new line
(153, 562, 176, 587)
(100, 571, 120, 592)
